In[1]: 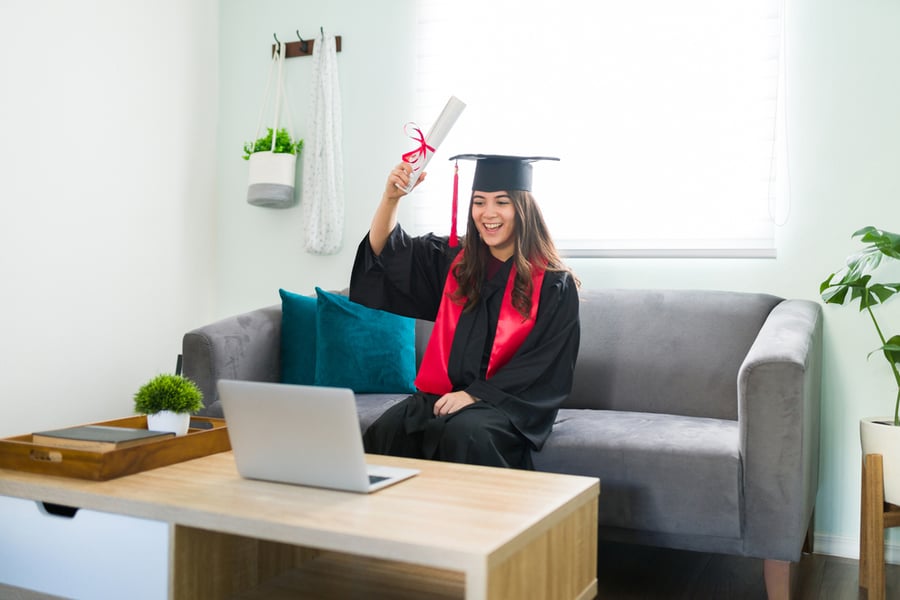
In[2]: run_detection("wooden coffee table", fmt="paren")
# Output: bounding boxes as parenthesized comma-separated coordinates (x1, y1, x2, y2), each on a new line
(0, 452, 599, 599)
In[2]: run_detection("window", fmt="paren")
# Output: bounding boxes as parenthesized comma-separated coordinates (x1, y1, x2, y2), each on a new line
(409, 0, 785, 257)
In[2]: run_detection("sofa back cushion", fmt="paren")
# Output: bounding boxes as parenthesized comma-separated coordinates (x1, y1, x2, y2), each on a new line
(415, 319, 434, 369)
(566, 289, 782, 420)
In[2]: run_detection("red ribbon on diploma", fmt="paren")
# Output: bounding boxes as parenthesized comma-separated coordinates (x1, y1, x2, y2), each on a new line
(400, 122, 456, 246)
(401, 123, 435, 169)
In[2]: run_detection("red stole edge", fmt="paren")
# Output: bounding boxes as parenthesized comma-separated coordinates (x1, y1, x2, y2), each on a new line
(414, 251, 545, 395)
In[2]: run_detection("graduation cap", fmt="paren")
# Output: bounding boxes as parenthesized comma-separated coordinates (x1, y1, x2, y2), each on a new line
(445, 154, 560, 247)
(449, 154, 560, 192)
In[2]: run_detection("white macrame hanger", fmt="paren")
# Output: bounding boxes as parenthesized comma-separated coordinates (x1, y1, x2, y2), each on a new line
(252, 35, 296, 148)
(269, 39, 284, 151)
(278, 44, 296, 147)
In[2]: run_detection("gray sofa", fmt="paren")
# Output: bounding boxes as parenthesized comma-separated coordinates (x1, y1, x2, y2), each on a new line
(182, 288, 822, 598)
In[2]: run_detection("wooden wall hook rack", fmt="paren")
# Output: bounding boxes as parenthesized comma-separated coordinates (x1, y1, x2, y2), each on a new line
(271, 36, 342, 59)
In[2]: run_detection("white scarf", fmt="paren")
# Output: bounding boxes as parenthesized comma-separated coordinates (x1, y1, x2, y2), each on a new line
(302, 33, 344, 255)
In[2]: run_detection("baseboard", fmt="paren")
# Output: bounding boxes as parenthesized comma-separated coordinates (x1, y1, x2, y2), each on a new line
(813, 533, 900, 565)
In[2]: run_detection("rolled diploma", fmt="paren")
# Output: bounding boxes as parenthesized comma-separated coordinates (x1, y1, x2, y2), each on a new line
(403, 96, 466, 193)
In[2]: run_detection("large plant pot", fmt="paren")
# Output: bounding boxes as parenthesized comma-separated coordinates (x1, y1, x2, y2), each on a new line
(860, 416, 900, 505)
(247, 151, 297, 208)
(147, 411, 191, 437)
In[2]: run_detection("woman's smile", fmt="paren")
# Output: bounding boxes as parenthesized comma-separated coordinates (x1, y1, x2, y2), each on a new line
(472, 191, 516, 260)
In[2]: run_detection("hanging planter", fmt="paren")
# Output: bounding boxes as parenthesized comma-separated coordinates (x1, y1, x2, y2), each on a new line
(244, 128, 303, 208)
(243, 43, 302, 209)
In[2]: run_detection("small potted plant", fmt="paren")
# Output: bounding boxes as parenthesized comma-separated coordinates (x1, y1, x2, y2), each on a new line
(134, 374, 204, 436)
(820, 225, 900, 502)
(243, 127, 303, 208)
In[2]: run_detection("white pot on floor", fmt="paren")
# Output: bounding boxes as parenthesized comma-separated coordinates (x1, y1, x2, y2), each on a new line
(860, 417, 900, 505)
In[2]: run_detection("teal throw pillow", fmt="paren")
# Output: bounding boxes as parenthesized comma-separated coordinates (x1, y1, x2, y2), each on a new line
(279, 288, 318, 385)
(314, 287, 416, 393)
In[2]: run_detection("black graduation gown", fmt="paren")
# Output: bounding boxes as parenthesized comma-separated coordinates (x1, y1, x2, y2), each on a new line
(349, 225, 580, 467)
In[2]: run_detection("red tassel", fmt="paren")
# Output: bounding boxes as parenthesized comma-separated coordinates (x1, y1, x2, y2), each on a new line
(449, 161, 459, 247)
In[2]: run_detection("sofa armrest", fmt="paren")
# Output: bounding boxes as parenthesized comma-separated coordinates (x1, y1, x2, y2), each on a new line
(737, 299, 823, 561)
(181, 304, 282, 417)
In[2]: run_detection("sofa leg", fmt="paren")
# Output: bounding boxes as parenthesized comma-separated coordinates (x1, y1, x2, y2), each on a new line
(764, 559, 796, 600)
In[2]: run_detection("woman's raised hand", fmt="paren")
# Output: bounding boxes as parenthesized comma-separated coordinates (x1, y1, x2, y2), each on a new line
(384, 162, 426, 202)
(369, 163, 426, 255)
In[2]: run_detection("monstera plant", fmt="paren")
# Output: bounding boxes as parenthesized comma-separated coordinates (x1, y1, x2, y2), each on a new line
(820, 226, 900, 426)
(820, 226, 900, 504)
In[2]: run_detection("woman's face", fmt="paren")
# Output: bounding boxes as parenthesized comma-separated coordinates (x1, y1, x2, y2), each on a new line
(471, 190, 517, 261)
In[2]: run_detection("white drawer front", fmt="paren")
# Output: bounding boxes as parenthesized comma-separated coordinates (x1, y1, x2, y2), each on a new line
(0, 495, 169, 599)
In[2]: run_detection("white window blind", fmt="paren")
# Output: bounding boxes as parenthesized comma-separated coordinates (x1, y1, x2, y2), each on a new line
(409, 0, 785, 258)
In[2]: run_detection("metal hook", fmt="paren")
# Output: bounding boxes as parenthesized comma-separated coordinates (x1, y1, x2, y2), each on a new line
(320, 26, 324, 39)
(273, 33, 281, 54)
(296, 30, 309, 53)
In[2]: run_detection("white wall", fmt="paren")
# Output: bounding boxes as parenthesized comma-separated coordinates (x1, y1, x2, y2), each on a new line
(215, 0, 900, 558)
(0, 0, 218, 437)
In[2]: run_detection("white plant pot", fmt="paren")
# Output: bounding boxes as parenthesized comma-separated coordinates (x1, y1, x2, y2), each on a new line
(860, 416, 900, 505)
(147, 411, 191, 437)
(247, 151, 297, 208)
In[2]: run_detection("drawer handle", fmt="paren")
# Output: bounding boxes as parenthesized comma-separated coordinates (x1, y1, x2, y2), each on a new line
(29, 449, 62, 463)
(39, 502, 79, 518)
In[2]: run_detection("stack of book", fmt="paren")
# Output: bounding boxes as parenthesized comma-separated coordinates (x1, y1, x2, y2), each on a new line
(31, 425, 174, 452)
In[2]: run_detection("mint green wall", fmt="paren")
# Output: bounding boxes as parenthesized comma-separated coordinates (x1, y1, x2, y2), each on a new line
(215, 0, 417, 315)
(217, 0, 900, 558)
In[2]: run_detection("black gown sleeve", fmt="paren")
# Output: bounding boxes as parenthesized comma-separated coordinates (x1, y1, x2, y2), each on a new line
(465, 271, 581, 451)
(349, 224, 457, 321)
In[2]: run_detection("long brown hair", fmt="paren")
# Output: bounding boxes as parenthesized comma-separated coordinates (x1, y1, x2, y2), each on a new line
(451, 190, 575, 318)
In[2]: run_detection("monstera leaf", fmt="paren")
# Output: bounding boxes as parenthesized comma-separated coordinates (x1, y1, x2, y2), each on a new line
(821, 226, 900, 426)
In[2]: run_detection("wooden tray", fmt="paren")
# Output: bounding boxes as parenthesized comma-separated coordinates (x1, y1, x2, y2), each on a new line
(0, 415, 230, 481)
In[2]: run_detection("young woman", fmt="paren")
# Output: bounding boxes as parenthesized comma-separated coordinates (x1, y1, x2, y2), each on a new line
(349, 155, 580, 469)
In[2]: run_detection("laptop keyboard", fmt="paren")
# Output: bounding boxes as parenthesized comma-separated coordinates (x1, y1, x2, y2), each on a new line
(368, 475, 389, 484)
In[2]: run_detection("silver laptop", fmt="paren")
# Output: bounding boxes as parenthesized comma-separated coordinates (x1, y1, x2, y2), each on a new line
(217, 379, 419, 493)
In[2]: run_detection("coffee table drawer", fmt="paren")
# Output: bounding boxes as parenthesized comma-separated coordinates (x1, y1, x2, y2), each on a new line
(0, 494, 169, 599)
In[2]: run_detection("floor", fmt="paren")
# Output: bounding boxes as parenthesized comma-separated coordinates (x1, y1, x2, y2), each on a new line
(596, 541, 900, 599)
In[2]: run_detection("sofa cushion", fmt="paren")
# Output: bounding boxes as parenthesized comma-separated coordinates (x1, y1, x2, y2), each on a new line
(355, 393, 409, 433)
(279, 288, 318, 385)
(568, 289, 782, 419)
(533, 409, 741, 540)
(314, 288, 417, 393)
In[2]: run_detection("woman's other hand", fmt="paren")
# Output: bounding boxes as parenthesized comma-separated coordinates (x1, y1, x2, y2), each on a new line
(433, 390, 476, 417)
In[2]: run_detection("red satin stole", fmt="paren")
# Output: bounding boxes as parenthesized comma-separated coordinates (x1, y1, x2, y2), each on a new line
(414, 251, 545, 395)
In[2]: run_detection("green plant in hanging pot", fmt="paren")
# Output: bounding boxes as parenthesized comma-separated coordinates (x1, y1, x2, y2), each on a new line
(242, 127, 303, 160)
(243, 127, 304, 209)
(820, 225, 900, 503)
(134, 374, 204, 436)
